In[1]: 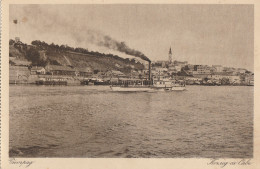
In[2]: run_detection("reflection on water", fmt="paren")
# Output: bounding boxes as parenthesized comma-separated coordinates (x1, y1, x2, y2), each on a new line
(9, 85, 253, 158)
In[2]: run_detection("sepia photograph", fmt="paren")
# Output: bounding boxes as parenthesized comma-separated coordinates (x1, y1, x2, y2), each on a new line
(7, 4, 254, 159)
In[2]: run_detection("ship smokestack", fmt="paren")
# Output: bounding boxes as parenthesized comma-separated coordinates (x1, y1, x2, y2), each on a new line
(148, 61, 151, 81)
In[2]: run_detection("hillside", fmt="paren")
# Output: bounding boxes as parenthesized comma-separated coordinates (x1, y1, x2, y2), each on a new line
(9, 40, 146, 74)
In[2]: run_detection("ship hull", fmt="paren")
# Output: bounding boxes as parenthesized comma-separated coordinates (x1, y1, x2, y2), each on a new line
(110, 86, 154, 92)
(111, 86, 186, 92)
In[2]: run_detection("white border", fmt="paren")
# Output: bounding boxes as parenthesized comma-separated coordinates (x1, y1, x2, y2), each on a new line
(1, 1, 259, 169)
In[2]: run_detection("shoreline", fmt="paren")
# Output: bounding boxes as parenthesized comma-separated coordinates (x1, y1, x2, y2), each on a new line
(9, 83, 254, 87)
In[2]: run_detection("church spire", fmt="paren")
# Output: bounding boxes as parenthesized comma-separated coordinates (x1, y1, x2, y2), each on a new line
(169, 47, 172, 63)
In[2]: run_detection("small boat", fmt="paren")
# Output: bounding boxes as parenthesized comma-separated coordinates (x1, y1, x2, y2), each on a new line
(82, 78, 95, 85)
(94, 81, 110, 85)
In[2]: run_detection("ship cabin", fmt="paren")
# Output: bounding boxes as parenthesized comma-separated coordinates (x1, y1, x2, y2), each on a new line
(111, 78, 153, 87)
(153, 79, 186, 88)
(153, 80, 172, 88)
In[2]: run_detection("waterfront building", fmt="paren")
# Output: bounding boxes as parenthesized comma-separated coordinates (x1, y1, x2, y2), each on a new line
(173, 61, 188, 67)
(45, 65, 76, 76)
(208, 73, 223, 80)
(105, 70, 126, 78)
(154, 67, 168, 73)
(192, 74, 209, 79)
(223, 67, 236, 73)
(208, 72, 241, 83)
(75, 67, 93, 77)
(187, 64, 195, 70)
(245, 74, 254, 86)
(30, 66, 46, 75)
(185, 77, 202, 85)
(193, 65, 211, 75)
(229, 75, 241, 83)
(154, 60, 167, 68)
(9, 65, 30, 84)
(168, 65, 181, 73)
(36, 75, 81, 86)
(237, 68, 247, 74)
(186, 77, 201, 81)
(153, 74, 172, 81)
(212, 65, 224, 72)
(130, 69, 141, 79)
(9, 57, 32, 84)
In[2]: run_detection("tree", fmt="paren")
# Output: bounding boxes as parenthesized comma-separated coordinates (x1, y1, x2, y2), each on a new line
(31, 40, 42, 46)
(26, 48, 47, 66)
(221, 78, 230, 85)
(9, 39, 15, 45)
(203, 77, 209, 82)
(184, 65, 190, 70)
(60, 45, 66, 52)
(94, 69, 99, 74)
(48, 59, 61, 66)
(50, 43, 56, 49)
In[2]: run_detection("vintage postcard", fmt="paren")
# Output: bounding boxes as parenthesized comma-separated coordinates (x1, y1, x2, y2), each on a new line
(1, 0, 259, 169)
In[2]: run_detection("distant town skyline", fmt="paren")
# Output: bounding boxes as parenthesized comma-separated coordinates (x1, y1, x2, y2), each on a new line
(10, 4, 254, 71)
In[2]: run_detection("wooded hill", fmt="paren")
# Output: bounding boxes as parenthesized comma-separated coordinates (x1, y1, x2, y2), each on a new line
(9, 39, 146, 74)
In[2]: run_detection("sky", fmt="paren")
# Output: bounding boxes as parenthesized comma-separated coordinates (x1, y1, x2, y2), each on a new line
(10, 4, 254, 71)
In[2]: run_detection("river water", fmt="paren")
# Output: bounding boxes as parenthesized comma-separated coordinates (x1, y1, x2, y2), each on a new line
(9, 85, 253, 158)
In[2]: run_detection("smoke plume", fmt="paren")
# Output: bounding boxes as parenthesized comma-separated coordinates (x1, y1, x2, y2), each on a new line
(70, 28, 151, 62)
(97, 35, 150, 62)
(17, 5, 151, 62)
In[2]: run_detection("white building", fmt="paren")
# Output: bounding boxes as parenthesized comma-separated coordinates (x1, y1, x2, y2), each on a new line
(212, 65, 224, 72)
(30, 66, 46, 75)
(245, 74, 254, 85)
(238, 68, 247, 74)
(208, 73, 240, 83)
(168, 65, 181, 72)
(193, 65, 211, 75)
(154, 67, 168, 73)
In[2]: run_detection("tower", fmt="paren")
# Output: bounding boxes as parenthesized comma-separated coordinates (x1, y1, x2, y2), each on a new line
(169, 47, 172, 64)
(15, 37, 20, 43)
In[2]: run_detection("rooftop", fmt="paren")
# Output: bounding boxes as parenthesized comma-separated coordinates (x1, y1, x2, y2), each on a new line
(45, 65, 75, 71)
(31, 66, 45, 71)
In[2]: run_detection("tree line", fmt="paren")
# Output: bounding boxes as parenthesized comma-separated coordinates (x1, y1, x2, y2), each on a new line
(30, 40, 134, 64)
(10, 39, 144, 68)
